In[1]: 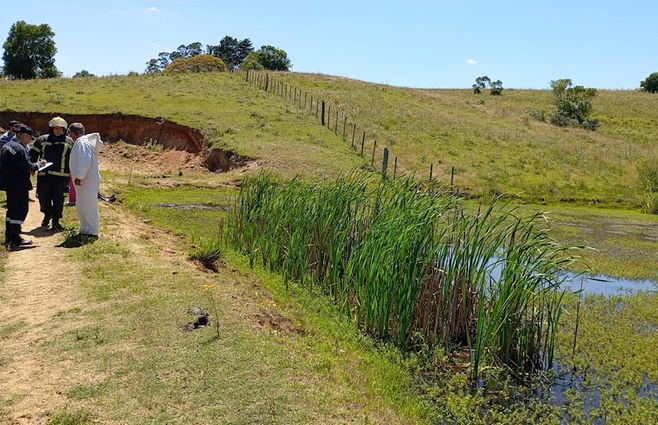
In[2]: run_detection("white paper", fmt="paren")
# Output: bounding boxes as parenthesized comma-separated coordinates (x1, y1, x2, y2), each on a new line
(38, 162, 53, 172)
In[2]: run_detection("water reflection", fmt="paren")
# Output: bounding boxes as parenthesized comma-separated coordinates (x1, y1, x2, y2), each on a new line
(560, 272, 657, 296)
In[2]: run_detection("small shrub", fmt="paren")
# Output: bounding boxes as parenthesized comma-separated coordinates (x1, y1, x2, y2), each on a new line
(529, 110, 546, 122)
(642, 193, 658, 214)
(549, 79, 598, 130)
(549, 113, 578, 127)
(165, 55, 226, 73)
(580, 118, 600, 131)
(637, 157, 658, 193)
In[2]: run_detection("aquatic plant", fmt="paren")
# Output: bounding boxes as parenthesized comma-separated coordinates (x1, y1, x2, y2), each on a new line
(226, 172, 577, 380)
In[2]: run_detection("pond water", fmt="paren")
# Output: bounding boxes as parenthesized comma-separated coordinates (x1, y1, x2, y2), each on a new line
(560, 272, 657, 296)
(153, 202, 231, 211)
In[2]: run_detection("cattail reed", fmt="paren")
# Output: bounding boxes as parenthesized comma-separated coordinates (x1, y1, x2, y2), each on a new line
(226, 172, 576, 381)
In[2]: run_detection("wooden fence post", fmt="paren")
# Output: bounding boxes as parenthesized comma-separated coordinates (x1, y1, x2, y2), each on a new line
(429, 163, 433, 182)
(327, 105, 331, 128)
(321, 101, 326, 126)
(304, 92, 307, 110)
(334, 110, 339, 133)
(393, 157, 398, 179)
(382, 148, 389, 177)
(371, 139, 377, 166)
(342, 116, 348, 140)
(450, 166, 455, 187)
(265, 74, 269, 91)
(246, 70, 250, 82)
(360, 132, 365, 157)
(351, 123, 356, 148)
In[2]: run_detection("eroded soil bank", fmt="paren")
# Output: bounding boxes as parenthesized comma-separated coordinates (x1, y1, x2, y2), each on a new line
(0, 111, 253, 172)
(1, 111, 204, 152)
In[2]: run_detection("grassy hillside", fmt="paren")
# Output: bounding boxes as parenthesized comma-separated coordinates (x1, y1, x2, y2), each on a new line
(0, 73, 362, 178)
(2, 72, 657, 206)
(267, 72, 658, 206)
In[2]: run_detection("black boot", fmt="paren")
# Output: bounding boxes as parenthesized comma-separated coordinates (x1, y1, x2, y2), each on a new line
(51, 220, 64, 232)
(41, 214, 51, 227)
(7, 224, 24, 251)
(14, 224, 31, 245)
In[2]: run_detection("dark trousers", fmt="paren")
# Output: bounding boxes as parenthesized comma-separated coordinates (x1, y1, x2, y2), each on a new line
(5, 189, 29, 244)
(37, 176, 68, 221)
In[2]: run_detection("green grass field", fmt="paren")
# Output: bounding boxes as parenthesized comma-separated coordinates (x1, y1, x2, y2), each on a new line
(1, 71, 657, 424)
(263, 72, 658, 206)
(2, 72, 658, 205)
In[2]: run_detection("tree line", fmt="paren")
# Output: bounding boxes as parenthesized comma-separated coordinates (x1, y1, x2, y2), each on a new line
(144, 36, 292, 74)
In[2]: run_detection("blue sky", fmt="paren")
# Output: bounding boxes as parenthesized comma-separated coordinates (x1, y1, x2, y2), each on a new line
(3, 0, 657, 89)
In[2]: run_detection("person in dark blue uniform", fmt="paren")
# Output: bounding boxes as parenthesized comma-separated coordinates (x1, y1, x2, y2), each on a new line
(29, 116, 72, 231)
(0, 125, 45, 250)
(0, 120, 22, 148)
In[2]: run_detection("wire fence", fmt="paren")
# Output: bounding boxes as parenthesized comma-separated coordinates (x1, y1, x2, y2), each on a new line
(233, 69, 459, 191)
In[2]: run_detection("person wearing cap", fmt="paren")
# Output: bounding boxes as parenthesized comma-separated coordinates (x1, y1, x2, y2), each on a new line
(0, 125, 46, 250)
(0, 120, 22, 148)
(68, 123, 103, 238)
(29, 116, 73, 231)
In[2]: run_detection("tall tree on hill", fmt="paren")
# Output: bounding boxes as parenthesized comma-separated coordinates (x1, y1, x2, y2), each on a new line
(207, 36, 254, 70)
(473, 76, 490, 94)
(239, 52, 264, 70)
(2, 21, 60, 79)
(472, 76, 503, 95)
(170, 42, 203, 61)
(640, 72, 658, 93)
(255, 45, 291, 71)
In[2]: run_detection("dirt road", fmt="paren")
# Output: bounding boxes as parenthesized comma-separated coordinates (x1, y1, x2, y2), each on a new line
(0, 192, 84, 424)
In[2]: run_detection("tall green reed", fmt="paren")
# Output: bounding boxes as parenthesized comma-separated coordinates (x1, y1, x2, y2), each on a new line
(226, 172, 577, 381)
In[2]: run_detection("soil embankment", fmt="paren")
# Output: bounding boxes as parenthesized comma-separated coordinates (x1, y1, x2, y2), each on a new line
(0, 111, 204, 152)
(0, 111, 253, 172)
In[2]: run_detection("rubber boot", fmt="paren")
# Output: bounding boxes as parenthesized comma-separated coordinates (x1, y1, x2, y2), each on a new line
(7, 224, 22, 251)
(15, 225, 32, 246)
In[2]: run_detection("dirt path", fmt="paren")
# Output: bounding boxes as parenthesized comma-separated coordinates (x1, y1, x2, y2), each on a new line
(0, 191, 84, 424)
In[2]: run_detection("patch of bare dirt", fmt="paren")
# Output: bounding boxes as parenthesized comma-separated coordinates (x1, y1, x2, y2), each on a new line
(3, 111, 259, 175)
(0, 191, 88, 424)
(254, 308, 306, 336)
(99, 142, 206, 175)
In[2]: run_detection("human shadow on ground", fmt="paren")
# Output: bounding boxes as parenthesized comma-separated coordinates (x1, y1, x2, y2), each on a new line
(57, 230, 98, 248)
(25, 226, 54, 238)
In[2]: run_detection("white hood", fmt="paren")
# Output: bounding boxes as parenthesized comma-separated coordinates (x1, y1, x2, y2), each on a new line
(77, 132, 104, 155)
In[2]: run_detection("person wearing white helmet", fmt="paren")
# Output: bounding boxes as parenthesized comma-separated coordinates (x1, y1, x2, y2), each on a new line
(68, 122, 103, 238)
(29, 116, 73, 231)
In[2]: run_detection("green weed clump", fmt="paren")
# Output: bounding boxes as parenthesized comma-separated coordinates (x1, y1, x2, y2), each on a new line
(637, 156, 658, 214)
(226, 172, 578, 381)
(189, 236, 223, 271)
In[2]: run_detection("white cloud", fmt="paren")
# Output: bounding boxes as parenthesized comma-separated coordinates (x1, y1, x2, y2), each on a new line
(146, 6, 161, 13)
(466, 59, 478, 65)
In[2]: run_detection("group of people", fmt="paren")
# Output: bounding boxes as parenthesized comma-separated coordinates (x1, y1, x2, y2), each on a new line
(0, 117, 103, 250)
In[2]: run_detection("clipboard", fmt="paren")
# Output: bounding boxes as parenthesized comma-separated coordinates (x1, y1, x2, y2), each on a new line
(38, 162, 53, 172)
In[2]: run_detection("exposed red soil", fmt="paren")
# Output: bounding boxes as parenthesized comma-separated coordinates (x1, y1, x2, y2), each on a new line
(1, 111, 204, 152)
(1, 111, 255, 173)
(99, 142, 205, 175)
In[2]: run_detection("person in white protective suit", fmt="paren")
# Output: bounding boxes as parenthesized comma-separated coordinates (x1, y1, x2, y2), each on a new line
(68, 123, 103, 237)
